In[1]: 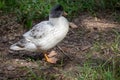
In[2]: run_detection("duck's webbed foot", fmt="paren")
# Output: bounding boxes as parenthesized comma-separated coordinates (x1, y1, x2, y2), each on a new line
(44, 51, 58, 63)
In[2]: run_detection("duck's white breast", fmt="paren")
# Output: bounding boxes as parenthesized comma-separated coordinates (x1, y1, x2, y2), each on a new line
(39, 17, 69, 50)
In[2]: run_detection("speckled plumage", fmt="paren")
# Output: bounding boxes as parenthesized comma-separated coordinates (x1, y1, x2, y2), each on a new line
(10, 5, 69, 52)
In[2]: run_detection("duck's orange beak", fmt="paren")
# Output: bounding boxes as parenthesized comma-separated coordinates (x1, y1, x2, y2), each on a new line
(62, 11, 68, 16)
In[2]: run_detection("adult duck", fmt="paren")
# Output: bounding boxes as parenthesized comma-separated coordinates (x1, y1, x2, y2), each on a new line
(10, 4, 69, 63)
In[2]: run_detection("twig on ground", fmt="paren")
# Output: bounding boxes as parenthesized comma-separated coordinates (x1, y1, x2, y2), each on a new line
(69, 22, 78, 29)
(57, 46, 73, 60)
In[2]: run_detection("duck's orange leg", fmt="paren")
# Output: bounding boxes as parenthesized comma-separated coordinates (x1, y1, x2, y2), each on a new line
(43, 51, 58, 64)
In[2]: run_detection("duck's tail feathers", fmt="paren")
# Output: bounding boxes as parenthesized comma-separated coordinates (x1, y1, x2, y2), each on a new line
(10, 43, 25, 51)
(10, 38, 37, 51)
(10, 38, 27, 51)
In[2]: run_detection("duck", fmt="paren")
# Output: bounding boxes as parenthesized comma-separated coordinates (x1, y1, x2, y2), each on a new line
(10, 4, 69, 63)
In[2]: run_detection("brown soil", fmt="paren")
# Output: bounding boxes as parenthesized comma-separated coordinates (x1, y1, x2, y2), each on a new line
(0, 11, 120, 80)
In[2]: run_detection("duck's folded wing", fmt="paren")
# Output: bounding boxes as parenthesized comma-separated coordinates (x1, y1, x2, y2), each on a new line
(23, 22, 51, 42)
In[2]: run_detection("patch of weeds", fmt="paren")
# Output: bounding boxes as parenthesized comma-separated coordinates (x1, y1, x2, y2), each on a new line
(101, 56, 120, 80)
(77, 61, 116, 80)
(58, 0, 80, 20)
(0, 0, 5, 10)
(27, 67, 56, 80)
(112, 12, 120, 22)
(1, 0, 120, 28)
(79, 0, 96, 12)
(113, 55, 120, 79)
(2, 0, 19, 12)
(57, 58, 109, 80)
(25, 57, 35, 62)
(91, 39, 114, 55)
(92, 42, 102, 52)
(15, 0, 52, 28)
(27, 68, 44, 80)
(78, 63, 99, 80)
(111, 29, 120, 53)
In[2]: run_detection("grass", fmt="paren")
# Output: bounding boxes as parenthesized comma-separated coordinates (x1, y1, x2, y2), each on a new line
(26, 59, 118, 80)
(0, 0, 120, 28)
(74, 29, 120, 80)
(0, 0, 120, 80)
(77, 64, 114, 80)
(111, 29, 120, 53)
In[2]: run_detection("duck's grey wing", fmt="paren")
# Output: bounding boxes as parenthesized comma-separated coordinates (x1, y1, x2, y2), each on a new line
(23, 21, 51, 41)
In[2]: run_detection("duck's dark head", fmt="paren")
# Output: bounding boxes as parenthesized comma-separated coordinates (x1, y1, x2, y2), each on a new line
(49, 4, 64, 18)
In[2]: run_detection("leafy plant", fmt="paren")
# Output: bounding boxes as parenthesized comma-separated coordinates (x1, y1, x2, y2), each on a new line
(0, 0, 5, 9)
(1, 0, 120, 28)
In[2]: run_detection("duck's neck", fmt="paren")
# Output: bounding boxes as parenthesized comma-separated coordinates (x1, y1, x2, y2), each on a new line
(49, 17, 61, 25)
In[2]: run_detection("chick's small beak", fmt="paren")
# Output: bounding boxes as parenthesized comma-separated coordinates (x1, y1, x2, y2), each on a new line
(62, 11, 68, 16)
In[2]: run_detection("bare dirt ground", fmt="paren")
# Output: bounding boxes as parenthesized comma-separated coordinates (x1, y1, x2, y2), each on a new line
(0, 11, 120, 80)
